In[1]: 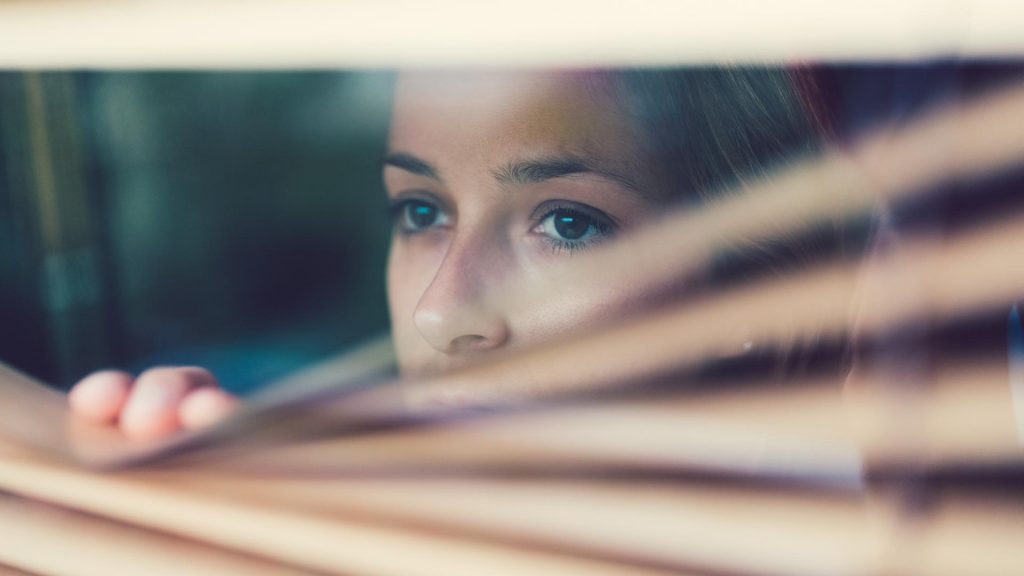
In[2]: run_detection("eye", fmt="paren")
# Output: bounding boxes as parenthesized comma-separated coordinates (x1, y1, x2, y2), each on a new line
(389, 197, 450, 234)
(533, 204, 616, 254)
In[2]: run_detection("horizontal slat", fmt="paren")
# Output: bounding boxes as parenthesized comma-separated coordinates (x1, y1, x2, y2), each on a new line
(0, 1, 1021, 68)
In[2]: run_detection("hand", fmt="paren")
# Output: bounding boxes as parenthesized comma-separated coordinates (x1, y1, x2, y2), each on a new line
(68, 367, 238, 440)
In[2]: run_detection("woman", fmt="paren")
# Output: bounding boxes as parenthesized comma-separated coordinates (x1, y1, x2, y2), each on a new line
(69, 68, 826, 439)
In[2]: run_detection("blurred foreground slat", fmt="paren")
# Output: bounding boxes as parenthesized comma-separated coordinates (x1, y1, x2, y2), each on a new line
(0, 0, 1022, 67)
(2, 432, 1024, 576)
(0, 491, 308, 576)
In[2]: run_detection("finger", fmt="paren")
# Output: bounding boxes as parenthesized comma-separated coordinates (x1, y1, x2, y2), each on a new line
(68, 371, 133, 424)
(179, 388, 239, 431)
(119, 367, 218, 440)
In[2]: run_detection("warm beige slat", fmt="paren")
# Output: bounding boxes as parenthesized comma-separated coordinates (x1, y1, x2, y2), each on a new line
(0, 493, 307, 576)
(0, 441, 678, 576)
(848, 360, 1022, 467)
(0, 565, 37, 576)
(145, 472, 885, 576)
(125, 467, 1024, 576)
(0, 1, 1021, 68)
(198, 357, 1017, 482)
(199, 381, 859, 481)
(903, 493, 1024, 576)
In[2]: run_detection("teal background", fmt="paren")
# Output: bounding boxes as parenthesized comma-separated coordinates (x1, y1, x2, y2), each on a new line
(0, 72, 395, 393)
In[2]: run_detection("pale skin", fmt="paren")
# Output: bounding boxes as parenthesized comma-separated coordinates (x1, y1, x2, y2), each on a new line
(69, 71, 672, 440)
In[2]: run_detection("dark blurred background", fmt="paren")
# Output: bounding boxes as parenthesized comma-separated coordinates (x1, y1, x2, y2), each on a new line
(2, 65, 1022, 394)
(0, 72, 394, 393)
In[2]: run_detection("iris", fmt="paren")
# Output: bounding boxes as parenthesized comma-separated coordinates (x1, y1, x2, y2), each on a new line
(534, 205, 616, 254)
(553, 211, 589, 240)
(389, 198, 447, 234)
(407, 201, 438, 229)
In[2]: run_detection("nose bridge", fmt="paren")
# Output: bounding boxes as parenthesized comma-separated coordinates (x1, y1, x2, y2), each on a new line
(413, 221, 510, 354)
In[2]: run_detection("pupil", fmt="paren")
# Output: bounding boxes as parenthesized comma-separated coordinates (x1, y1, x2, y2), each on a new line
(409, 202, 437, 228)
(554, 212, 589, 240)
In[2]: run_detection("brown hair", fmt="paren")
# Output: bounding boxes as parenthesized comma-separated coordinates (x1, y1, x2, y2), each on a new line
(607, 67, 828, 203)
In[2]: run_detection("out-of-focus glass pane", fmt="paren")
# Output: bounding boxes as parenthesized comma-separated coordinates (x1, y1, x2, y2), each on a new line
(1, 72, 395, 393)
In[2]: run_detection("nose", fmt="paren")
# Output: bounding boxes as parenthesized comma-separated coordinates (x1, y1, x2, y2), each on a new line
(413, 233, 511, 356)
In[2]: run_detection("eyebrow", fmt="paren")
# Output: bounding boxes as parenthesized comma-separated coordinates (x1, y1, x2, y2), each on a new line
(383, 151, 644, 195)
(382, 152, 441, 180)
(493, 156, 643, 193)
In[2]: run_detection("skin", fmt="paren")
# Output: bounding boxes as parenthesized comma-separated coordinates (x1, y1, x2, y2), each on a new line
(68, 71, 671, 439)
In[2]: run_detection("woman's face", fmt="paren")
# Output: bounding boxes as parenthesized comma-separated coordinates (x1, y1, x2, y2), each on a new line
(385, 71, 668, 376)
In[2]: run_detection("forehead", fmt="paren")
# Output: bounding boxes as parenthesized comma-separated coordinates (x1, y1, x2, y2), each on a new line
(389, 71, 646, 176)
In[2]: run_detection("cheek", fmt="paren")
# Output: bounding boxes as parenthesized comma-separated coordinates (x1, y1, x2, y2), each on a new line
(509, 276, 662, 347)
(386, 239, 442, 375)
